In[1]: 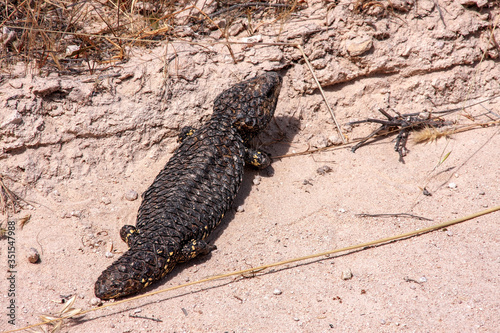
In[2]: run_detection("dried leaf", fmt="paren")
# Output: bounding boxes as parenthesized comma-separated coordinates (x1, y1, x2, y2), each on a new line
(438, 151, 451, 166)
(39, 315, 59, 322)
(62, 308, 83, 318)
(60, 295, 76, 314)
(51, 321, 62, 333)
(19, 214, 31, 230)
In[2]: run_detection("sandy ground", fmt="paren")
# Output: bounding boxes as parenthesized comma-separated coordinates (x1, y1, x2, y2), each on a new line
(1, 0, 500, 332)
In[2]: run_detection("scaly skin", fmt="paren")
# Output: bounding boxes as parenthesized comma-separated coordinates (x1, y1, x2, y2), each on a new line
(94, 72, 282, 299)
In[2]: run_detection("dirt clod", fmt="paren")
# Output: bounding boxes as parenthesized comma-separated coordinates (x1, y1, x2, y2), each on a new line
(341, 269, 353, 280)
(27, 248, 40, 263)
(125, 190, 139, 201)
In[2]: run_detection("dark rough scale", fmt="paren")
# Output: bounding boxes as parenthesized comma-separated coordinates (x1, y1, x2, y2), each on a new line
(95, 72, 282, 299)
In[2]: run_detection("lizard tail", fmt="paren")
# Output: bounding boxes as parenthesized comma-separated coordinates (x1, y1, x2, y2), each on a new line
(95, 244, 175, 299)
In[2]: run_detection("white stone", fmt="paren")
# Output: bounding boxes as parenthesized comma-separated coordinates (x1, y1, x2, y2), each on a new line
(346, 37, 373, 56)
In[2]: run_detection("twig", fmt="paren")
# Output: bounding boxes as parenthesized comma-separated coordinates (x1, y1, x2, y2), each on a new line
(348, 108, 454, 163)
(395, 96, 500, 118)
(272, 117, 499, 160)
(356, 213, 433, 221)
(433, 0, 447, 28)
(128, 314, 163, 322)
(0, 175, 24, 214)
(296, 44, 346, 144)
(404, 276, 424, 285)
(209, 2, 294, 19)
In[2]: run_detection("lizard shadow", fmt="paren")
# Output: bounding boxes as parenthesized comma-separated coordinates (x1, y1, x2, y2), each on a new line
(210, 114, 301, 238)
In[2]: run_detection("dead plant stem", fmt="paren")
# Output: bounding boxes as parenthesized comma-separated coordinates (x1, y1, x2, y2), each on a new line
(296, 44, 346, 144)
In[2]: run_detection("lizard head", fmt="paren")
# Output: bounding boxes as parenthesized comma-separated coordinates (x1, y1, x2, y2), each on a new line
(213, 72, 282, 140)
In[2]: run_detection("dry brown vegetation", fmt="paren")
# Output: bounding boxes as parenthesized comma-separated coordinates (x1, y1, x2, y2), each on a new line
(0, 0, 300, 74)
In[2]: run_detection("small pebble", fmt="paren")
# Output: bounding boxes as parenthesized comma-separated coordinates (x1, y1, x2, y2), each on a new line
(328, 135, 343, 146)
(293, 317, 300, 321)
(27, 248, 40, 263)
(338, 208, 346, 213)
(253, 176, 261, 185)
(419, 276, 427, 283)
(241, 35, 263, 43)
(65, 44, 80, 56)
(70, 210, 82, 218)
(343, 124, 353, 132)
(105, 251, 114, 258)
(479, 191, 485, 195)
(273, 288, 283, 295)
(90, 297, 102, 306)
(448, 182, 457, 189)
(419, 112, 430, 119)
(236, 205, 245, 213)
(316, 165, 332, 175)
(125, 190, 138, 201)
(341, 269, 353, 280)
(313, 135, 329, 148)
(446, 230, 453, 237)
(101, 197, 111, 205)
(1, 110, 22, 128)
(345, 36, 373, 56)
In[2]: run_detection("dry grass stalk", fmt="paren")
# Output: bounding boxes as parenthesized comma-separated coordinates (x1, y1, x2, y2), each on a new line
(18, 214, 31, 230)
(0, 174, 23, 214)
(413, 118, 500, 145)
(0, 219, 7, 238)
(296, 44, 346, 144)
(413, 126, 455, 144)
(272, 116, 499, 160)
(1, 0, 302, 72)
(28, 295, 83, 333)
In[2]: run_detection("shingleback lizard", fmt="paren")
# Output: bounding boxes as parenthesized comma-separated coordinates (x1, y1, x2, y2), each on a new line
(94, 72, 282, 299)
